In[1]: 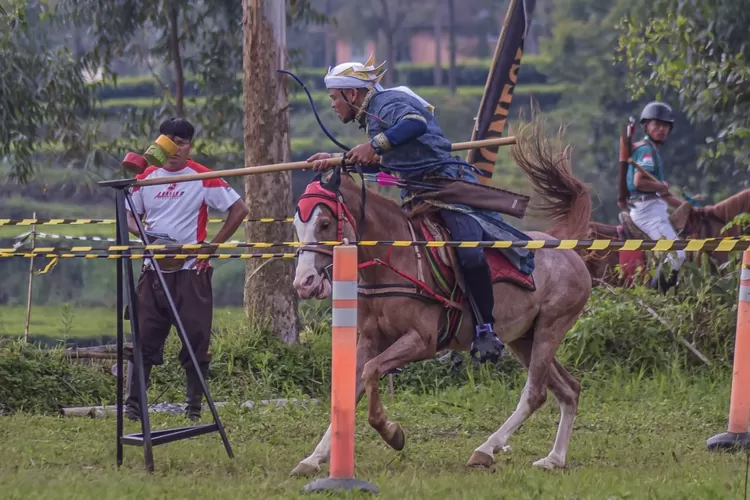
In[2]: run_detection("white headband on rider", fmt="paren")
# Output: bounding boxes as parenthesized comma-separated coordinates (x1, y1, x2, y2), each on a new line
(324, 55, 435, 114)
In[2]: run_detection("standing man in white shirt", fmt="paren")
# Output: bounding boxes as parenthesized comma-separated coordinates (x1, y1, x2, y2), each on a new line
(124, 117, 249, 422)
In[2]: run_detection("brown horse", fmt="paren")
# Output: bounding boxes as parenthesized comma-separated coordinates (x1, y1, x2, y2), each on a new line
(288, 123, 593, 474)
(585, 189, 750, 286)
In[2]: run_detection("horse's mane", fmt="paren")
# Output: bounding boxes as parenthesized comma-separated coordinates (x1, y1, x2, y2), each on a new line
(707, 188, 750, 223)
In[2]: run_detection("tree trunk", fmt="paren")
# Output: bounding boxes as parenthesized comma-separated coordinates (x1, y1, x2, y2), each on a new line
(385, 30, 396, 85)
(446, 0, 457, 95)
(323, 0, 333, 66)
(433, 5, 442, 87)
(167, 2, 185, 117)
(241, 0, 300, 344)
(378, 0, 395, 86)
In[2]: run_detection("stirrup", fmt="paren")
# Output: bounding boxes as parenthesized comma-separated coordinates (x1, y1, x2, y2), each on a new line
(470, 323, 505, 364)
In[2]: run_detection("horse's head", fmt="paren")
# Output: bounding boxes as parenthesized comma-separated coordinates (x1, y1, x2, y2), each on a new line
(292, 170, 359, 299)
(671, 189, 750, 239)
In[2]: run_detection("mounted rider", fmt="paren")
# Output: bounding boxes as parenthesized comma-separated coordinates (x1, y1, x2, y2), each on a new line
(623, 101, 685, 291)
(307, 56, 535, 363)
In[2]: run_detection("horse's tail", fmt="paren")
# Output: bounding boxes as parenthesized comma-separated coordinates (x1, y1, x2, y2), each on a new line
(509, 112, 592, 241)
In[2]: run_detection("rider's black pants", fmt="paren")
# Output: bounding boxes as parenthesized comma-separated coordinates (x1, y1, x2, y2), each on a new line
(439, 209, 496, 327)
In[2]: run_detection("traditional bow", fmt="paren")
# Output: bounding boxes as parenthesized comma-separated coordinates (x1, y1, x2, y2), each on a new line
(277, 69, 351, 153)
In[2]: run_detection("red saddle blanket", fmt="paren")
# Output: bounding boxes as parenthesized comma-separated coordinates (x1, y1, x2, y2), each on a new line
(616, 225, 646, 285)
(420, 221, 536, 292)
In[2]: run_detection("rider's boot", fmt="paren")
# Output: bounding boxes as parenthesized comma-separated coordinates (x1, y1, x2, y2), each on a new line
(653, 268, 679, 294)
(650, 262, 679, 294)
(124, 360, 153, 422)
(463, 263, 504, 363)
(184, 364, 208, 422)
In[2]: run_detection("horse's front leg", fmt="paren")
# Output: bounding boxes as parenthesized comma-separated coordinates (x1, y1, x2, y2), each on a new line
(290, 334, 378, 477)
(362, 328, 433, 451)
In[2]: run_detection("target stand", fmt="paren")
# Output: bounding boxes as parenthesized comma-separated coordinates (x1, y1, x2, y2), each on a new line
(99, 178, 234, 472)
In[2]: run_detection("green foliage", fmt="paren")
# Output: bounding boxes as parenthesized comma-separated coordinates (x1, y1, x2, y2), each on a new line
(562, 254, 742, 375)
(0, 0, 331, 183)
(616, 0, 750, 188)
(0, 338, 116, 415)
(536, 0, 745, 221)
(1, 256, 742, 415)
(90, 57, 553, 101)
(723, 212, 750, 235)
(0, 0, 98, 183)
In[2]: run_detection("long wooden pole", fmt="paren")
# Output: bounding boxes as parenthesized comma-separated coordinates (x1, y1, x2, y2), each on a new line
(134, 136, 518, 187)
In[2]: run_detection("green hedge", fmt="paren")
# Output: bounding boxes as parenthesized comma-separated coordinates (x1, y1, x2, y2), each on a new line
(94, 84, 566, 115)
(94, 56, 551, 100)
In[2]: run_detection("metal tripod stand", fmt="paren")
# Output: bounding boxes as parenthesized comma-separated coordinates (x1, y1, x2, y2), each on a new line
(100, 178, 234, 472)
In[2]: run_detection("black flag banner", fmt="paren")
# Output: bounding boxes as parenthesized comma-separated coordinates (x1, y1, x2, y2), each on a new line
(466, 0, 537, 185)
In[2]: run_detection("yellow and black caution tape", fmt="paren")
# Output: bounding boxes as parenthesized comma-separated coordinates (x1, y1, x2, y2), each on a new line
(0, 242, 303, 253)
(3, 237, 749, 254)
(0, 217, 294, 226)
(0, 252, 297, 259)
(1, 252, 295, 269)
(0, 252, 296, 275)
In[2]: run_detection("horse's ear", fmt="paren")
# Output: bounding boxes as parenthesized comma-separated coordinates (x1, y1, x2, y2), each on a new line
(321, 166, 342, 192)
(311, 172, 323, 184)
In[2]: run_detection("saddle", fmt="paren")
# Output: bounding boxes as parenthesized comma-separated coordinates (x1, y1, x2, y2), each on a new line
(418, 216, 536, 296)
(669, 201, 696, 235)
(617, 212, 650, 240)
(389, 215, 535, 351)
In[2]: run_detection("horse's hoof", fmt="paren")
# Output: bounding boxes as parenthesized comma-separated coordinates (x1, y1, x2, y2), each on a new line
(466, 450, 494, 468)
(532, 456, 564, 470)
(386, 422, 405, 451)
(290, 462, 320, 477)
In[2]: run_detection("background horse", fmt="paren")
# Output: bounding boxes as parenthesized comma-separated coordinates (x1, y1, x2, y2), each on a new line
(289, 122, 593, 475)
(585, 189, 750, 287)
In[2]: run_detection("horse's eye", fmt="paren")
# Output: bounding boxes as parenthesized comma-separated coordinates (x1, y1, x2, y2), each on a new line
(320, 219, 330, 229)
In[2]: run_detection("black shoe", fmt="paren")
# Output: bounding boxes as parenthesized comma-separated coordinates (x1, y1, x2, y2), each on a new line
(184, 365, 208, 422)
(470, 323, 504, 363)
(124, 361, 152, 422)
(651, 269, 678, 293)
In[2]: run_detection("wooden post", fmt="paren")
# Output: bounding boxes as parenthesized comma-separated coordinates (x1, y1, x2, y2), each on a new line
(433, 4, 443, 87)
(23, 211, 36, 343)
(242, 0, 300, 343)
(446, 0, 457, 95)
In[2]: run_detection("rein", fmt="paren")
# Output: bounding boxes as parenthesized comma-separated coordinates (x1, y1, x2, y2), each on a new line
(296, 168, 462, 310)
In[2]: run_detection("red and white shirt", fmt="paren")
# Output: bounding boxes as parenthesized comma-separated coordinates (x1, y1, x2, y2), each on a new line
(127, 159, 241, 271)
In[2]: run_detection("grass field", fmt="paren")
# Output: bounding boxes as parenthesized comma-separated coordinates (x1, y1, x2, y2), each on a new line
(0, 221, 251, 241)
(0, 305, 247, 340)
(0, 371, 745, 499)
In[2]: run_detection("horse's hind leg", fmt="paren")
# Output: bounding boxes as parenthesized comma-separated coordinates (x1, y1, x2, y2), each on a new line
(361, 328, 433, 451)
(466, 334, 541, 468)
(532, 359, 580, 470)
(468, 312, 579, 470)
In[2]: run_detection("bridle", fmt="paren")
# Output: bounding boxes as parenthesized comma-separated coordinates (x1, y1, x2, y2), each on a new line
(295, 168, 365, 281)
